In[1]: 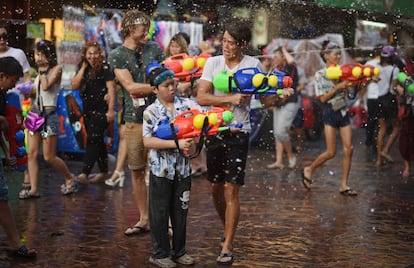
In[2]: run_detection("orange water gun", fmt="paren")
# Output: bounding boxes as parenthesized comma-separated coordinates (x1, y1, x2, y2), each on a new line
(155, 107, 240, 140)
(326, 63, 380, 81)
(163, 53, 212, 82)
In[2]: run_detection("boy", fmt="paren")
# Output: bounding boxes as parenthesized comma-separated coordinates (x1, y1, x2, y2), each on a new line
(143, 66, 198, 268)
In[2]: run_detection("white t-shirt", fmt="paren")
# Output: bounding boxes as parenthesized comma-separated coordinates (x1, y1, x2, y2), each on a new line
(365, 58, 380, 99)
(377, 64, 400, 97)
(200, 55, 262, 132)
(0, 47, 30, 73)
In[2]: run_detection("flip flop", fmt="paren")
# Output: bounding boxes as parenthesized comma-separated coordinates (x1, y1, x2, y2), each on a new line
(124, 225, 150, 236)
(217, 252, 234, 265)
(301, 170, 312, 190)
(12, 245, 37, 259)
(340, 188, 358, 196)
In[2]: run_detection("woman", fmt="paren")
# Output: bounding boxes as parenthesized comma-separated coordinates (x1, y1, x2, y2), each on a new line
(375, 45, 400, 167)
(165, 33, 188, 57)
(395, 73, 414, 178)
(265, 45, 299, 169)
(23, 40, 77, 198)
(301, 40, 357, 196)
(71, 42, 116, 184)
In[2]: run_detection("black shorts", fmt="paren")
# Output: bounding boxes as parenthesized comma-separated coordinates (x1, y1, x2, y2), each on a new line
(205, 132, 249, 186)
(378, 93, 398, 121)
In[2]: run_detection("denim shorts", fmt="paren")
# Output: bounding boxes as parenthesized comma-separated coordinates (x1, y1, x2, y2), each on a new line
(0, 163, 9, 201)
(322, 106, 350, 128)
(40, 109, 59, 138)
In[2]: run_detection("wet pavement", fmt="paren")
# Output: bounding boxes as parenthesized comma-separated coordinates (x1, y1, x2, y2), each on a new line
(1, 128, 414, 268)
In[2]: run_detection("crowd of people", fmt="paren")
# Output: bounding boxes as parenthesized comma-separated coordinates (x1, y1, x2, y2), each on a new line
(0, 7, 413, 267)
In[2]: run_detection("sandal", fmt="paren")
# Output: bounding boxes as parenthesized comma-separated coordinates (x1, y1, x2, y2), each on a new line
(12, 245, 37, 259)
(340, 187, 358, 196)
(18, 182, 31, 199)
(301, 170, 312, 190)
(217, 252, 234, 265)
(61, 177, 79, 195)
(124, 225, 150, 236)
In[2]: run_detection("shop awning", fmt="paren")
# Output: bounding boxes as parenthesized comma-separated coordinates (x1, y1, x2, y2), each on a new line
(315, 0, 414, 16)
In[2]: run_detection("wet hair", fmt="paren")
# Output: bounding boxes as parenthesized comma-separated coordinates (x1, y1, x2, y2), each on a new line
(120, 9, 150, 38)
(225, 20, 252, 45)
(320, 40, 340, 62)
(0, 23, 8, 32)
(0, 56, 23, 77)
(176, 32, 190, 45)
(148, 65, 175, 87)
(372, 44, 383, 57)
(165, 34, 188, 57)
(80, 41, 105, 68)
(36, 40, 57, 68)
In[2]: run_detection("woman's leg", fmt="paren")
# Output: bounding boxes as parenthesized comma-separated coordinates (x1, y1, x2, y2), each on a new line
(111, 124, 127, 179)
(382, 118, 401, 156)
(303, 124, 337, 180)
(339, 124, 353, 191)
(376, 118, 387, 166)
(27, 133, 41, 195)
(42, 135, 72, 181)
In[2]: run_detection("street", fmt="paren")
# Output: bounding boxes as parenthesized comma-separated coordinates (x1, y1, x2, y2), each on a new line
(1, 128, 414, 268)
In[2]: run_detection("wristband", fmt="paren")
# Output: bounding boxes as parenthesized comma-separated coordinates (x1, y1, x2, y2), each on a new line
(39, 70, 48, 75)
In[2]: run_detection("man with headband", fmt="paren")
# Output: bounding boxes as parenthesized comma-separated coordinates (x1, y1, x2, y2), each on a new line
(108, 9, 164, 236)
(143, 65, 200, 267)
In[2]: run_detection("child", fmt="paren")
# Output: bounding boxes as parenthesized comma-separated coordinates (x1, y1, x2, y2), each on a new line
(143, 66, 198, 267)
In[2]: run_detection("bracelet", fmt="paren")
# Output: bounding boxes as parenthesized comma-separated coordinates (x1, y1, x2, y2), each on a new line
(39, 70, 48, 75)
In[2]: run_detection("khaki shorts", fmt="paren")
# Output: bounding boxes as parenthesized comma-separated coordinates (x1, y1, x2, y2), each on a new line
(124, 122, 147, 170)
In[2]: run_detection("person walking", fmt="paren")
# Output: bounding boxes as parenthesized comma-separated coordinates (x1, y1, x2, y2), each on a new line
(359, 45, 382, 156)
(0, 23, 32, 199)
(71, 42, 116, 184)
(301, 40, 358, 196)
(265, 45, 299, 169)
(375, 45, 400, 167)
(24, 40, 77, 198)
(197, 20, 291, 265)
(108, 9, 164, 235)
(0, 56, 37, 258)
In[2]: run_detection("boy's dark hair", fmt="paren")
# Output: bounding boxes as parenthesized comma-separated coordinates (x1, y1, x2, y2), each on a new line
(225, 20, 252, 45)
(148, 66, 175, 87)
(36, 40, 57, 68)
(0, 57, 23, 77)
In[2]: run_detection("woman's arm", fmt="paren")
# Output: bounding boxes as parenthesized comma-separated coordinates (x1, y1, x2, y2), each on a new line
(71, 62, 88, 90)
(106, 80, 117, 122)
(39, 65, 62, 91)
(318, 80, 348, 103)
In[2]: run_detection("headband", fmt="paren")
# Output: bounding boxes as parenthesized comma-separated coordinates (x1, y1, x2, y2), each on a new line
(151, 68, 175, 87)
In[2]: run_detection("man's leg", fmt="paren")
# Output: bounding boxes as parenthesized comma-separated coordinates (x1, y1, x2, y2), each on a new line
(222, 182, 239, 254)
(131, 168, 149, 228)
(0, 201, 21, 249)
